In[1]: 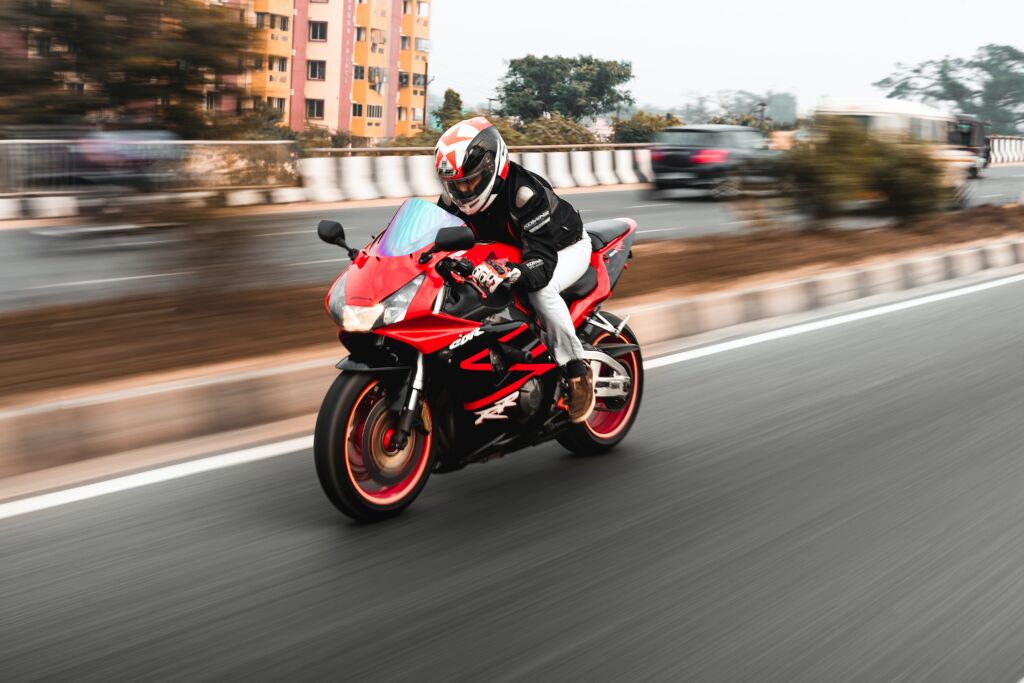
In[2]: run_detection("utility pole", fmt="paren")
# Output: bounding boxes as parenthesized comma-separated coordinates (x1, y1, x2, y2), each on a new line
(422, 60, 429, 129)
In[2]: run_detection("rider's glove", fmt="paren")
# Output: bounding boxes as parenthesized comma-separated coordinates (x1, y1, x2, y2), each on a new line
(471, 259, 521, 293)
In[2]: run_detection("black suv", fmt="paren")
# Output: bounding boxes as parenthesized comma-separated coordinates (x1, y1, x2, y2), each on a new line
(649, 125, 780, 199)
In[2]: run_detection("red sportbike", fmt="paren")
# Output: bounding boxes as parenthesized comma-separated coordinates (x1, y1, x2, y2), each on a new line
(314, 198, 643, 522)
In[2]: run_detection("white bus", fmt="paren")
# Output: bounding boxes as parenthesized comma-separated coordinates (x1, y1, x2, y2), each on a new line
(813, 97, 981, 180)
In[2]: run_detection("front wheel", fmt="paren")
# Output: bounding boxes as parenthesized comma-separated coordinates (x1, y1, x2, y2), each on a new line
(558, 314, 644, 456)
(315, 372, 434, 522)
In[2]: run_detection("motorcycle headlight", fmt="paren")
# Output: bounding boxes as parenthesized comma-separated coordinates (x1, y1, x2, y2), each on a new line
(378, 274, 424, 327)
(335, 274, 424, 332)
(341, 303, 385, 332)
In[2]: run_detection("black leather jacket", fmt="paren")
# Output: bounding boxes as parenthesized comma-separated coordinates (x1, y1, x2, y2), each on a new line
(437, 162, 584, 292)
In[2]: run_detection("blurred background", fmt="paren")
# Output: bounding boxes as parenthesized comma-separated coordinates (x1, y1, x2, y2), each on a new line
(3, 0, 1024, 409)
(6, 1, 1024, 678)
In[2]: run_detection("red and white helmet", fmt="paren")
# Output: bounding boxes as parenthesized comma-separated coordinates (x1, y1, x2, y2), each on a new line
(434, 116, 509, 216)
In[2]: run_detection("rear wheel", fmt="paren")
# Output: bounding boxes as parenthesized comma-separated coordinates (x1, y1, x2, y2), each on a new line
(558, 314, 644, 456)
(315, 372, 434, 522)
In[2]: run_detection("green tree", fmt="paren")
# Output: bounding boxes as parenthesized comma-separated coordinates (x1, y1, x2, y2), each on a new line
(0, 0, 249, 137)
(612, 111, 681, 143)
(498, 55, 634, 120)
(433, 88, 464, 130)
(874, 44, 1024, 134)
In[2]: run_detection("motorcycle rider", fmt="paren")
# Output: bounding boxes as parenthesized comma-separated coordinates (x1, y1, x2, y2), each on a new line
(434, 117, 595, 423)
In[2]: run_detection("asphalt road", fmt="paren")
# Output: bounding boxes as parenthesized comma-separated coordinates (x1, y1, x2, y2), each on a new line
(5, 276, 1024, 680)
(3, 165, 1023, 311)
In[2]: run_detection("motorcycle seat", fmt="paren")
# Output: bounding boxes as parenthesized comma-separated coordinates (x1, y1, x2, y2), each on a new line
(585, 219, 633, 251)
(561, 265, 598, 302)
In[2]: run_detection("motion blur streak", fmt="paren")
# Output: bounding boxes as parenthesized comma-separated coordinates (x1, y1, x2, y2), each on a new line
(5, 271, 1024, 521)
(645, 271, 1024, 369)
(0, 436, 312, 521)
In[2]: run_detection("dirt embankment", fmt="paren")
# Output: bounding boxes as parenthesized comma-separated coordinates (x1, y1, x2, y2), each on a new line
(3, 205, 1022, 401)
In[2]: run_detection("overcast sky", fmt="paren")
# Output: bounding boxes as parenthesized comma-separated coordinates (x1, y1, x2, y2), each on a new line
(430, 0, 1024, 115)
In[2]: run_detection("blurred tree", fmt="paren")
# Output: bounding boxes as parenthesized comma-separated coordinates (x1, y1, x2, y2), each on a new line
(678, 95, 716, 124)
(0, 0, 249, 137)
(612, 111, 682, 143)
(874, 44, 1024, 134)
(433, 89, 464, 130)
(498, 55, 634, 120)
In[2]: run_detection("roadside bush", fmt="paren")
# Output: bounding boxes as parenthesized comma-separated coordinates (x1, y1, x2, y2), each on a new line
(612, 111, 682, 143)
(783, 117, 946, 225)
(519, 113, 595, 145)
(868, 144, 945, 220)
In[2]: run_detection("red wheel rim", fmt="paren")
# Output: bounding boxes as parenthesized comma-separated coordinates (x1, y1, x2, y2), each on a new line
(343, 380, 432, 505)
(585, 332, 641, 440)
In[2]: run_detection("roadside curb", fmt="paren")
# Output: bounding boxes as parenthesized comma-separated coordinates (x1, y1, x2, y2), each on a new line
(626, 238, 1024, 344)
(2, 236, 1024, 475)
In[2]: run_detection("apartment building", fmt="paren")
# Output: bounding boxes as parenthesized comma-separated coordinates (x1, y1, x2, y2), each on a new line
(288, 0, 431, 142)
(246, 0, 296, 116)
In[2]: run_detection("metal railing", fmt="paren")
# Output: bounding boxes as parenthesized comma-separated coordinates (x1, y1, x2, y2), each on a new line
(0, 139, 297, 195)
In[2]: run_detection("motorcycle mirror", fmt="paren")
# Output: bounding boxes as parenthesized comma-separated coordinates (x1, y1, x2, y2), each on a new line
(418, 225, 476, 264)
(317, 219, 359, 260)
(434, 225, 475, 252)
(317, 220, 346, 246)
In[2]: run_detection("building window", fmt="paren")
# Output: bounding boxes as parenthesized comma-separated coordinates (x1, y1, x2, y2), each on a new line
(370, 29, 385, 44)
(306, 99, 324, 119)
(267, 56, 277, 70)
(253, 55, 264, 70)
(412, 72, 426, 87)
(355, 27, 366, 41)
(277, 57, 287, 72)
(367, 104, 383, 119)
(280, 16, 290, 31)
(398, 107, 407, 121)
(352, 103, 364, 117)
(309, 21, 327, 41)
(400, 36, 410, 50)
(399, 72, 409, 88)
(308, 60, 326, 80)
(276, 98, 286, 111)
(415, 38, 430, 52)
(353, 65, 365, 80)
(403, 1, 411, 13)
(418, 1, 429, 16)
(269, 14, 277, 29)
(413, 108, 423, 120)
(255, 12, 266, 28)
(205, 92, 217, 111)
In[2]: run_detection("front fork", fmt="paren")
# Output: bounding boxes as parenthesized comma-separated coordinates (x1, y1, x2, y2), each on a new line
(389, 351, 425, 451)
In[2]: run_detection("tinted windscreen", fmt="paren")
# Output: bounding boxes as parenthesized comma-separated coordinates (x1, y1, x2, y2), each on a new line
(656, 130, 718, 147)
(376, 197, 466, 257)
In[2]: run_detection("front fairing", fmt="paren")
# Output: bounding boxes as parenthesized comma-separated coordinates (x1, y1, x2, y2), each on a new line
(325, 198, 524, 352)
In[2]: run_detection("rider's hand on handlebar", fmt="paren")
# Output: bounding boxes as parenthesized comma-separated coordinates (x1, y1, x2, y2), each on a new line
(471, 259, 521, 293)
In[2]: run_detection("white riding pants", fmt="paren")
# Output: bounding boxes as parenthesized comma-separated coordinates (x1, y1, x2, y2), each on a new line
(527, 230, 591, 366)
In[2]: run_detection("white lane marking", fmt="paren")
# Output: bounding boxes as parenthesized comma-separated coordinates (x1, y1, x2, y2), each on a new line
(5, 270, 1024, 519)
(0, 436, 313, 521)
(287, 257, 349, 266)
(626, 203, 673, 209)
(28, 272, 192, 290)
(646, 271, 1024, 369)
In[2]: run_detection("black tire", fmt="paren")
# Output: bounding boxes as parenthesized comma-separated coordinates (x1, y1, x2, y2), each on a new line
(558, 313, 644, 456)
(314, 372, 435, 522)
